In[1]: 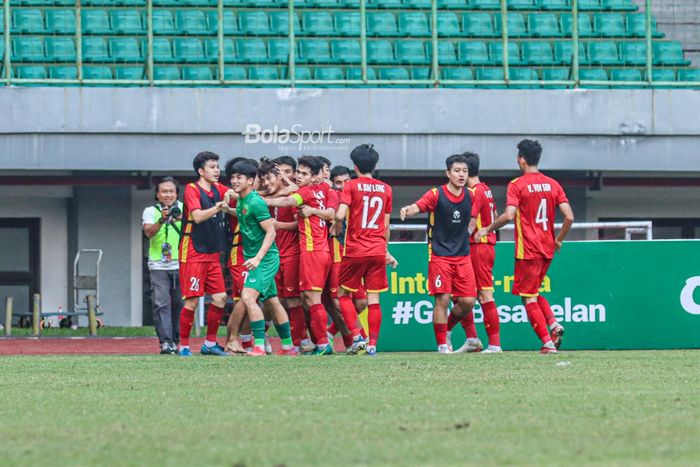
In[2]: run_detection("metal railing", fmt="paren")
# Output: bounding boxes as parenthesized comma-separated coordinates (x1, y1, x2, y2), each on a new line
(2, 0, 699, 88)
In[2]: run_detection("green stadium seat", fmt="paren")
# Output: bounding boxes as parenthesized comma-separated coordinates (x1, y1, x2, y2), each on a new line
(436, 12, 462, 38)
(12, 9, 45, 34)
(154, 66, 180, 81)
(378, 67, 409, 86)
(82, 37, 110, 62)
(289, 67, 312, 81)
(537, 0, 570, 10)
(395, 40, 428, 64)
(83, 66, 113, 80)
(236, 38, 268, 63)
(85, 1, 145, 5)
(334, 12, 360, 36)
(204, 39, 236, 63)
(176, 10, 209, 35)
(331, 39, 361, 64)
(302, 12, 335, 36)
(222, 66, 247, 81)
(338, 0, 361, 7)
(151, 37, 174, 63)
(45, 37, 76, 62)
(554, 41, 588, 64)
(426, 41, 459, 65)
(248, 67, 279, 81)
(0, 10, 3, 34)
(15, 65, 47, 79)
(653, 41, 690, 66)
(507, 0, 535, 9)
(458, 41, 491, 65)
(509, 67, 540, 88)
(270, 12, 300, 36)
(367, 40, 395, 64)
(238, 12, 272, 36)
(109, 38, 142, 62)
(619, 42, 647, 65)
(311, 0, 343, 7)
(560, 13, 596, 37)
(207, 10, 237, 34)
(174, 38, 206, 63)
(398, 12, 430, 37)
(153, 10, 178, 35)
(268, 39, 291, 63)
(475, 67, 505, 88)
(111, 10, 144, 35)
(542, 67, 571, 88)
(346, 67, 377, 81)
(626, 14, 663, 38)
(602, 0, 637, 11)
(469, 0, 500, 9)
(610, 68, 642, 87)
(645, 68, 675, 83)
(45, 9, 76, 34)
(12, 37, 45, 62)
(578, 0, 602, 10)
(522, 42, 555, 65)
(82, 10, 112, 34)
(528, 13, 564, 38)
(493, 13, 527, 38)
(588, 41, 620, 65)
(579, 68, 609, 88)
(298, 39, 332, 63)
(367, 12, 398, 37)
(368, 0, 404, 8)
(243, 0, 276, 7)
(489, 41, 525, 65)
(315, 67, 344, 81)
(677, 69, 700, 83)
(593, 13, 628, 37)
(440, 67, 475, 88)
(182, 66, 213, 81)
(49, 65, 77, 80)
(437, 0, 468, 8)
(403, 0, 432, 8)
(409, 67, 431, 88)
(462, 13, 497, 38)
(115, 66, 145, 80)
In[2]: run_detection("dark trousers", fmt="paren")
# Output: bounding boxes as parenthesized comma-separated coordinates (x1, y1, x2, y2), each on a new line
(150, 269, 183, 345)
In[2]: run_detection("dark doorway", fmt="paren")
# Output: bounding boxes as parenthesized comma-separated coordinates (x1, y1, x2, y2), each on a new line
(0, 218, 40, 325)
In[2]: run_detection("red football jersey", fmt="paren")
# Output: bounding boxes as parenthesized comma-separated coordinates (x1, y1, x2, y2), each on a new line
(271, 204, 300, 259)
(416, 185, 477, 217)
(292, 183, 330, 252)
(506, 172, 569, 260)
(227, 198, 244, 267)
(469, 182, 497, 245)
(180, 181, 229, 263)
(339, 177, 392, 258)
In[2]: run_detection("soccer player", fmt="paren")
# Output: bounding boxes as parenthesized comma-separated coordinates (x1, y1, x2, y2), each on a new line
(400, 154, 478, 354)
(229, 160, 296, 356)
(178, 151, 230, 357)
(334, 144, 397, 356)
(475, 139, 573, 354)
(266, 156, 336, 355)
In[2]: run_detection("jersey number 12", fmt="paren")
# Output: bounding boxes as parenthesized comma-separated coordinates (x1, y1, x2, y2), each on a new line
(361, 195, 383, 229)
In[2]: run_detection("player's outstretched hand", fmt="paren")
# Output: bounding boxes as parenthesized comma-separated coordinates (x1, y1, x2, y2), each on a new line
(330, 220, 342, 237)
(243, 257, 260, 271)
(554, 240, 563, 254)
(299, 205, 314, 218)
(386, 253, 398, 268)
(474, 228, 488, 242)
(399, 206, 410, 221)
(215, 200, 228, 211)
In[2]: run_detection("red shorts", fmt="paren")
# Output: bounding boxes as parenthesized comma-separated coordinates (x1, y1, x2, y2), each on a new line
(179, 260, 226, 299)
(339, 255, 388, 294)
(299, 250, 331, 292)
(326, 260, 341, 299)
(428, 256, 477, 297)
(228, 263, 248, 300)
(513, 258, 552, 297)
(470, 243, 495, 291)
(275, 255, 300, 298)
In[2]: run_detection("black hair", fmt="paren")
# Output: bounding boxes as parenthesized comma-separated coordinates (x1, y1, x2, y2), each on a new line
(330, 165, 352, 180)
(517, 139, 543, 166)
(462, 151, 480, 176)
(193, 151, 220, 176)
(153, 176, 179, 201)
(297, 155, 323, 176)
(445, 154, 469, 170)
(273, 156, 297, 171)
(258, 160, 279, 178)
(318, 156, 332, 169)
(350, 144, 379, 174)
(224, 157, 247, 181)
(231, 160, 259, 179)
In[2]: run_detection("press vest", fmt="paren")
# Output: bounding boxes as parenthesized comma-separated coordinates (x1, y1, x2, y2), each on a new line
(181, 184, 227, 254)
(148, 201, 183, 262)
(428, 187, 471, 257)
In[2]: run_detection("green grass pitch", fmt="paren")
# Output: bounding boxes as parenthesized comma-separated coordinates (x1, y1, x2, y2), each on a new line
(1, 351, 698, 466)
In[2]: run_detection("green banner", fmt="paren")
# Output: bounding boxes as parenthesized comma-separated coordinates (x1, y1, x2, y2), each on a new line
(378, 241, 700, 351)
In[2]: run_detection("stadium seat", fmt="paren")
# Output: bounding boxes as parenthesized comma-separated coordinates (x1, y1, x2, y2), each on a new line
(12, 37, 45, 62)
(153, 10, 178, 35)
(182, 66, 213, 81)
(475, 67, 506, 88)
(588, 41, 620, 65)
(626, 14, 663, 38)
(645, 68, 675, 83)
(528, 13, 564, 38)
(489, 41, 525, 65)
(298, 39, 332, 64)
(115, 66, 145, 80)
(462, 13, 497, 38)
(109, 38, 142, 62)
(151, 37, 175, 63)
(287, 66, 312, 82)
(560, 14, 596, 37)
(610, 68, 643, 87)
(268, 39, 291, 63)
(493, 13, 527, 38)
(238, 12, 271, 36)
(436, 0, 467, 8)
(367, 12, 399, 37)
(458, 41, 491, 65)
(368, 0, 403, 8)
(222, 66, 247, 81)
(302, 12, 335, 36)
(204, 38, 236, 63)
(85, 0, 145, 5)
(554, 41, 588, 64)
(469, 0, 500, 9)
(653, 41, 690, 66)
(331, 39, 361, 64)
(82, 9, 112, 34)
(677, 69, 700, 84)
(403, 0, 432, 9)
(367, 40, 395, 64)
(578, 0, 602, 10)
(45, 37, 76, 62)
(426, 41, 459, 65)
(248, 66, 279, 81)
(12, 9, 45, 34)
(315, 66, 345, 81)
(579, 68, 609, 88)
(378, 67, 409, 84)
(154, 66, 180, 80)
(436, 12, 462, 38)
(507, 0, 535, 9)
(111, 10, 145, 35)
(0, 10, 3, 34)
(49, 65, 77, 80)
(440, 67, 475, 88)
(45, 9, 76, 34)
(311, 0, 343, 7)
(509, 67, 540, 88)
(619, 42, 647, 65)
(346, 67, 377, 81)
(537, 0, 570, 10)
(410, 67, 431, 87)
(15, 65, 47, 79)
(398, 12, 430, 37)
(236, 38, 268, 63)
(82, 37, 110, 62)
(334, 12, 361, 36)
(270, 12, 300, 36)
(522, 42, 555, 65)
(207, 10, 237, 34)
(176, 10, 209, 35)
(601, 0, 637, 11)
(593, 13, 628, 37)
(542, 67, 571, 88)
(83, 66, 113, 80)
(173, 38, 206, 63)
(395, 40, 428, 64)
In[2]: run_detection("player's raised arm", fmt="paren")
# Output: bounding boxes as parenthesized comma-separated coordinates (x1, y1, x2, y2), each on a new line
(399, 203, 420, 220)
(300, 205, 335, 221)
(334, 203, 349, 223)
(554, 202, 575, 253)
(265, 195, 299, 208)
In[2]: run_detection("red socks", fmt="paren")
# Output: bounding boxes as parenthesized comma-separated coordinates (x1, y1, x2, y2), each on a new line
(327, 322, 337, 336)
(447, 312, 459, 331)
(538, 295, 557, 327)
(205, 304, 224, 342)
(338, 295, 360, 337)
(310, 304, 329, 345)
(367, 303, 382, 346)
(288, 306, 306, 346)
(359, 325, 367, 340)
(179, 307, 195, 346)
(525, 302, 550, 344)
(481, 300, 500, 346)
(461, 312, 478, 339)
(433, 322, 447, 346)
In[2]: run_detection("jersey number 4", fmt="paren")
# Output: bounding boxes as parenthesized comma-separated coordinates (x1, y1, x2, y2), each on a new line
(535, 199, 548, 231)
(361, 195, 383, 229)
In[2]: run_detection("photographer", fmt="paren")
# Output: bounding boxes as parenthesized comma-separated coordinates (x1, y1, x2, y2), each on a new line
(142, 177, 184, 355)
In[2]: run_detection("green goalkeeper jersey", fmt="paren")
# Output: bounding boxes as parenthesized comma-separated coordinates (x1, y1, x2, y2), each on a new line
(236, 190, 279, 260)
